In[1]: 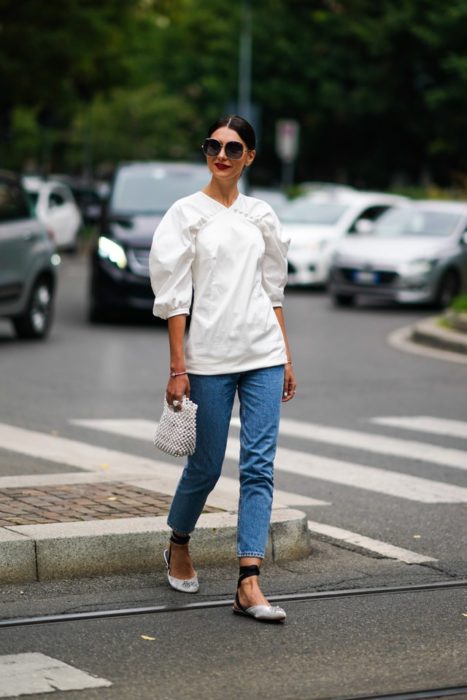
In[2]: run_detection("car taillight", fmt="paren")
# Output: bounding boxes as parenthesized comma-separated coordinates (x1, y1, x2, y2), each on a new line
(46, 227, 55, 242)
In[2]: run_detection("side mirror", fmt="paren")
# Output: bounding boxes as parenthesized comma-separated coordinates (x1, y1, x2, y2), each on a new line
(461, 230, 467, 245)
(353, 219, 374, 235)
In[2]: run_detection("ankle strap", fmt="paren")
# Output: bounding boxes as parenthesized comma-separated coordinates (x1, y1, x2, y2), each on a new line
(170, 531, 190, 546)
(238, 565, 260, 585)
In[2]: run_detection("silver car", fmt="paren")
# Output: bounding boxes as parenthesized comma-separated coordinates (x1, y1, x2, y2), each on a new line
(329, 201, 467, 307)
(0, 171, 59, 338)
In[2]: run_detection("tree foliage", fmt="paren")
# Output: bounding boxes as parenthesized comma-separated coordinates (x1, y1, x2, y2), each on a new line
(2, 0, 467, 186)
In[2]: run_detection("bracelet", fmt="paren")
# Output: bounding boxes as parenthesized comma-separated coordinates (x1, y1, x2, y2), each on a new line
(170, 370, 188, 378)
(285, 361, 293, 366)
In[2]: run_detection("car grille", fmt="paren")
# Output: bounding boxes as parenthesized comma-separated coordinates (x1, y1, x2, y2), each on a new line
(127, 248, 150, 277)
(338, 267, 399, 286)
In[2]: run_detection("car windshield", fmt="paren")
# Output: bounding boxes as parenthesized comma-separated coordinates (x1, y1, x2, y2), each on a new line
(280, 199, 348, 225)
(110, 166, 209, 215)
(373, 208, 462, 237)
(26, 191, 38, 212)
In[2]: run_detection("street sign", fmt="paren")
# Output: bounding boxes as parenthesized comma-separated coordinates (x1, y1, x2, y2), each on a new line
(275, 119, 299, 163)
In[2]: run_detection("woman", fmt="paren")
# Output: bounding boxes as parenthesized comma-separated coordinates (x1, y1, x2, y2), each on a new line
(149, 115, 296, 622)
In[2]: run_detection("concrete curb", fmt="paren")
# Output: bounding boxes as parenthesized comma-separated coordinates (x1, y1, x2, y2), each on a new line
(387, 321, 467, 365)
(0, 509, 310, 583)
(411, 317, 467, 356)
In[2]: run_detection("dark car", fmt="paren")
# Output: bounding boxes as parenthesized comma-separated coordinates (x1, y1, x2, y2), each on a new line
(0, 170, 59, 339)
(89, 162, 210, 321)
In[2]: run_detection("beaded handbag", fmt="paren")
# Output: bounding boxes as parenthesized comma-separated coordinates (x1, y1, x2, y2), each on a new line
(153, 397, 198, 457)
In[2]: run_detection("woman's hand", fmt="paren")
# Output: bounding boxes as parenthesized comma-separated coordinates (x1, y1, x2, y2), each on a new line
(282, 364, 296, 402)
(166, 375, 190, 411)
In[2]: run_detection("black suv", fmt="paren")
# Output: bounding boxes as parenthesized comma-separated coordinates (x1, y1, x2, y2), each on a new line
(89, 161, 209, 321)
(0, 171, 58, 339)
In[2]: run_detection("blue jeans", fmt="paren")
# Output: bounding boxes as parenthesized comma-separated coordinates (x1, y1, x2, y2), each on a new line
(167, 365, 284, 558)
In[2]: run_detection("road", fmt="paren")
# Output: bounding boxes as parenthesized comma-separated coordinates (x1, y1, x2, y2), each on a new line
(0, 255, 466, 699)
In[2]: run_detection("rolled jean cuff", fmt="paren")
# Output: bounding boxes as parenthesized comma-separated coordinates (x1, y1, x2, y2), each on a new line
(167, 520, 192, 537)
(237, 551, 265, 558)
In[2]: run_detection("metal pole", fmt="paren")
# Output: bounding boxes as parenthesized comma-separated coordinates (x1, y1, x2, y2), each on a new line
(238, 0, 252, 121)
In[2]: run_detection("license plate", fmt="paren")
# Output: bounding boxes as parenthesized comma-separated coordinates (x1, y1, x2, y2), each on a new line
(353, 270, 379, 284)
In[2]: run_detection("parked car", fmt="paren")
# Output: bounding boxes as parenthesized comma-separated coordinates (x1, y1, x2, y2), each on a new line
(50, 174, 109, 224)
(89, 161, 210, 321)
(0, 171, 59, 339)
(23, 177, 82, 251)
(280, 190, 408, 286)
(249, 188, 289, 217)
(329, 201, 467, 307)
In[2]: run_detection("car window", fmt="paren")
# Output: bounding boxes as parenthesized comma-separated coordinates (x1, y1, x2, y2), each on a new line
(348, 205, 390, 233)
(48, 190, 66, 208)
(280, 199, 348, 225)
(373, 208, 462, 238)
(110, 167, 209, 215)
(0, 180, 31, 222)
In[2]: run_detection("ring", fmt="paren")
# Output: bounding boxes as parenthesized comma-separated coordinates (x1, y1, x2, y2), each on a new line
(172, 400, 181, 407)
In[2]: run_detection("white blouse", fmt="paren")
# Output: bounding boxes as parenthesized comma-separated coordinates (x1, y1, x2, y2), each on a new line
(149, 191, 290, 374)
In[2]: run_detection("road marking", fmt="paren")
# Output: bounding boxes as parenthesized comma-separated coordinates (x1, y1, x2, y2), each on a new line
(226, 438, 467, 503)
(372, 416, 467, 440)
(306, 520, 436, 564)
(70, 420, 441, 562)
(71, 419, 467, 504)
(230, 417, 467, 471)
(0, 423, 325, 510)
(0, 652, 111, 697)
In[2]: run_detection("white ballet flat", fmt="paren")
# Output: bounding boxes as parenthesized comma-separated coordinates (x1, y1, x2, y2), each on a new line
(233, 601, 287, 622)
(163, 548, 199, 594)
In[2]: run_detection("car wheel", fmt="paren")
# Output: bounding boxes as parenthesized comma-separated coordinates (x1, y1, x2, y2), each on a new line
(12, 277, 54, 339)
(436, 269, 460, 309)
(332, 293, 355, 307)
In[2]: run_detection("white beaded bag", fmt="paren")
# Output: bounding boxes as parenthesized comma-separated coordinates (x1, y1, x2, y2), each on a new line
(153, 397, 198, 457)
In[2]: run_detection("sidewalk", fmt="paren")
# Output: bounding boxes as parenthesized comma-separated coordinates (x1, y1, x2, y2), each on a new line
(0, 472, 310, 584)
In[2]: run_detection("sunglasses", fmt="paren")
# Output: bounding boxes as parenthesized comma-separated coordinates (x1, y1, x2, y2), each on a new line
(202, 138, 246, 160)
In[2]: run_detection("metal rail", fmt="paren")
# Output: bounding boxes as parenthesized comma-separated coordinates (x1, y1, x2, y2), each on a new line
(0, 578, 466, 629)
(335, 685, 467, 700)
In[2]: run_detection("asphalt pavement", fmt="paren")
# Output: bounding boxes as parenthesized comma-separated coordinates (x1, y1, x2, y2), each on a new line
(0, 254, 466, 699)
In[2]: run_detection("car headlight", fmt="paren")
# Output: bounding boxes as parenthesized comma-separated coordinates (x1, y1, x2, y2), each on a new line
(401, 258, 437, 277)
(98, 236, 127, 269)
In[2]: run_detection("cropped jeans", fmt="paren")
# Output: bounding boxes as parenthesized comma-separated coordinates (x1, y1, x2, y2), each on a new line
(167, 365, 284, 558)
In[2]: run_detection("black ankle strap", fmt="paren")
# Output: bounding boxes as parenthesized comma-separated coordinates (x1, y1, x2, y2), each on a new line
(170, 531, 190, 546)
(238, 565, 260, 585)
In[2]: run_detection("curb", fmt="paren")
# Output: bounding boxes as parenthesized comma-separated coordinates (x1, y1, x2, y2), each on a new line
(412, 316, 467, 356)
(0, 509, 310, 583)
(388, 320, 467, 365)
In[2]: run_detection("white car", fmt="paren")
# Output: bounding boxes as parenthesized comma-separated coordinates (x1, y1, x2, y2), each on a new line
(280, 190, 408, 286)
(23, 178, 82, 251)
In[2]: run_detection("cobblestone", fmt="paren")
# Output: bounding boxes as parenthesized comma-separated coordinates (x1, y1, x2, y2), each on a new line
(0, 482, 221, 525)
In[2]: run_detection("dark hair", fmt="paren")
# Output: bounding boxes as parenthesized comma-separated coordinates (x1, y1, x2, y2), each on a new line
(207, 115, 256, 150)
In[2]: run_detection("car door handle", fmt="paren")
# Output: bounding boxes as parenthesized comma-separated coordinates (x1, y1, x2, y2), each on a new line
(24, 231, 39, 241)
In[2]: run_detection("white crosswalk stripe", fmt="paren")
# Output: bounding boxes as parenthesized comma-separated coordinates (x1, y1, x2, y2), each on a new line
(3, 414, 465, 564)
(72, 419, 467, 504)
(371, 416, 467, 440)
(0, 653, 111, 697)
(229, 417, 467, 471)
(225, 438, 467, 504)
(0, 423, 324, 510)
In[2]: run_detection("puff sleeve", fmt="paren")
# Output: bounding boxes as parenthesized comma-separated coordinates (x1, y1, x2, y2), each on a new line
(260, 205, 290, 307)
(149, 202, 195, 320)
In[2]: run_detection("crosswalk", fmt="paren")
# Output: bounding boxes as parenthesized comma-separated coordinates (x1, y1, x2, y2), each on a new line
(0, 415, 465, 565)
